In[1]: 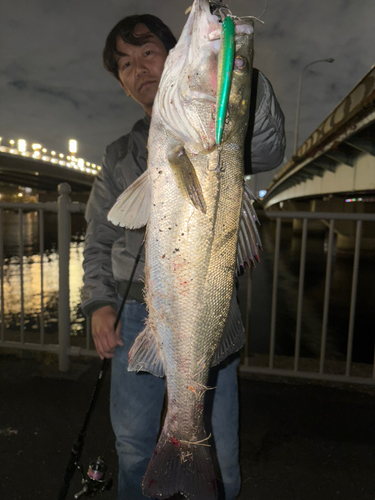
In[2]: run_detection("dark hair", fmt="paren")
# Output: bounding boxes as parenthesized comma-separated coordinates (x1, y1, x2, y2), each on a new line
(103, 14, 177, 81)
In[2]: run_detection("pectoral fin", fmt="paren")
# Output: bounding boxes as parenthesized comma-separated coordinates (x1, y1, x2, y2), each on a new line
(168, 146, 206, 214)
(236, 183, 262, 274)
(108, 170, 151, 229)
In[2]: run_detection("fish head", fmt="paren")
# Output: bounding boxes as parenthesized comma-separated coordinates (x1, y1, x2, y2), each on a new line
(154, 0, 254, 154)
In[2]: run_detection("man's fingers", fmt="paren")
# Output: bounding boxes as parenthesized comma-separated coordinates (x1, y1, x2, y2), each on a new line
(93, 336, 115, 360)
(115, 320, 124, 346)
(91, 306, 123, 358)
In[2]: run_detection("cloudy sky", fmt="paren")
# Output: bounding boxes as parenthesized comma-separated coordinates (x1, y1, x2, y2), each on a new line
(1, 0, 374, 167)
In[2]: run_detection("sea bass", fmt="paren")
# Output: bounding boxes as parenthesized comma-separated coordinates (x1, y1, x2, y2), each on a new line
(108, 0, 261, 498)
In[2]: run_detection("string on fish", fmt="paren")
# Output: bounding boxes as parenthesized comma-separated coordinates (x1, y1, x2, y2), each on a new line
(180, 433, 212, 447)
(235, 15, 265, 24)
(258, 0, 268, 20)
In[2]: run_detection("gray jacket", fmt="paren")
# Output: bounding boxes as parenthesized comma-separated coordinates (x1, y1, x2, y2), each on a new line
(81, 70, 285, 316)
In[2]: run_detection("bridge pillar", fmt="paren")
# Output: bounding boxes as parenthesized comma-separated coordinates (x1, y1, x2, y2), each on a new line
(316, 198, 375, 254)
(287, 200, 325, 233)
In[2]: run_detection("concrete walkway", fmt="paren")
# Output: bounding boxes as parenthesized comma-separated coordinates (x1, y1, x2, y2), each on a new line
(1, 352, 375, 500)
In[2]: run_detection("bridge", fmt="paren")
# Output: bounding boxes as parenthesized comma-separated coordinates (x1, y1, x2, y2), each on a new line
(0, 143, 98, 192)
(263, 65, 375, 210)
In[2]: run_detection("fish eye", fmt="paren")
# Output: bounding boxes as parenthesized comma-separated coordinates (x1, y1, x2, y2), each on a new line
(234, 56, 247, 72)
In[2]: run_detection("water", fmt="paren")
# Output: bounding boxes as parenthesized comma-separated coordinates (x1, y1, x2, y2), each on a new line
(238, 214, 375, 365)
(1, 211, 374, 364)
(1, 211, 87, 342)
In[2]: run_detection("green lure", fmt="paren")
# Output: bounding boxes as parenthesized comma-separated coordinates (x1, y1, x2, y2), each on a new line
(216, 16, 235, 145)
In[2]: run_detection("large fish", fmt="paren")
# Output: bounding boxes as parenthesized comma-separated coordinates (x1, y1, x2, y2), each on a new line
(109, 0, 261, 498)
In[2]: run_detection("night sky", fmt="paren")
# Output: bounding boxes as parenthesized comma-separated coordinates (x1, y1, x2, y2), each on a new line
(1, 0, 374, 169)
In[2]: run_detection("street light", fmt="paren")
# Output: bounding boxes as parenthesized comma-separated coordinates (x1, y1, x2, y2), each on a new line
(69, 139, 78, 154)
(293, 58, 334, 155)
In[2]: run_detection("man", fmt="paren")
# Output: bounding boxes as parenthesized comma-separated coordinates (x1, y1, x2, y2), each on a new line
(81, 13, 285, 500)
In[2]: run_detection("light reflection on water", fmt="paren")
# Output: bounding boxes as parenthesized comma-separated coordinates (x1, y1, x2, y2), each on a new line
(1, 211, 86, 338)
(2, 210, 374, 363)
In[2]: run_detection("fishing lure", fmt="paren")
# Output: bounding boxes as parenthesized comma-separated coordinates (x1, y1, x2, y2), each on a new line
(216, 15, 235, 145)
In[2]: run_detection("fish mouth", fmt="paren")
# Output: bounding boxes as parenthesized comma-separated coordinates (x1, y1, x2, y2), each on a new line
(154, 0, 253, 152)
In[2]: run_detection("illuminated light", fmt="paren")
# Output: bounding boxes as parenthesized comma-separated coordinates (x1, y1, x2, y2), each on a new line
(77, 158, 84, 168)
(35, 172, 39, 176)
(25, 187, 32, 194)
(9, 140, 15, 145)
(32, 143, 42, 150)
(51, 151, 56, 156)
(69, 139, 78, 154)
(10, 149, 15, 154)
(42, 156, 47, 161)
(244, 175, 251, 181)
(18, 193, 23, 197)
(259, 190, 267, 198)
(21, 152, 27, 156)
(86, 168, 91, 173)
(33, 151, 40, 157)
(86, 162, 90, 166)
(59, 153, 64, 158)
(71, 156, 77, 162)
(97, 166, 101, 170)
(59, 161, 64, 165)
(51, 159, 56, 163)
(42, 148, 47, 153)
(18, 139, 27, 152)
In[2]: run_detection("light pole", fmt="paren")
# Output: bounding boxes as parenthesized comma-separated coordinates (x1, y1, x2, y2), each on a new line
(293, 58, 334, 156)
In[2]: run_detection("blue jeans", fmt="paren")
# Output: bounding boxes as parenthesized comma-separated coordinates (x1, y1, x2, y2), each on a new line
(110, 300, 241, 500)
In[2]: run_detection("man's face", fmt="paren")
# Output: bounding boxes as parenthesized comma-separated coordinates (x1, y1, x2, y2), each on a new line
(116, 24, 168, 116)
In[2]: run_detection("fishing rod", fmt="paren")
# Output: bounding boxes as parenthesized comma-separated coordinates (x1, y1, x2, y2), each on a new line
(58, 239, 145, 499)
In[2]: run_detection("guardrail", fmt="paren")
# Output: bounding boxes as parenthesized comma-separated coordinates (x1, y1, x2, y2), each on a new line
(240, 210, 375, 385)
(0, 183, 93, 371)
(2, 198, 375, 384)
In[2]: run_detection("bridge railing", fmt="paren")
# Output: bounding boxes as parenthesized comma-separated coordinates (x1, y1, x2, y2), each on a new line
(240, 210, 375, 385)
(0, 183, 93, 371)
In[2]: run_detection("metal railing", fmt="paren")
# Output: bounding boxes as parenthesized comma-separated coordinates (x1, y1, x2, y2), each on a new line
(2, 195, 375, 385)
(0, 183, 93, 371)
(240, 210, 375, 385)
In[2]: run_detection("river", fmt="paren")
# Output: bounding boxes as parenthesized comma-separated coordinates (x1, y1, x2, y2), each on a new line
(1, 210, 374, 364)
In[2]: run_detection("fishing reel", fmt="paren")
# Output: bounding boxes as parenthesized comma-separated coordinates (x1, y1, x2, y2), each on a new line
(74, 457, 113, 498)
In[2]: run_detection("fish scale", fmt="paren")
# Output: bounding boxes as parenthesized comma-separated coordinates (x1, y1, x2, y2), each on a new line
(108, 0, 258, 497)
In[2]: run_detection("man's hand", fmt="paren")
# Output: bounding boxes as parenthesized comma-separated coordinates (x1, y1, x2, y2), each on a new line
(91, 305, 124, 359)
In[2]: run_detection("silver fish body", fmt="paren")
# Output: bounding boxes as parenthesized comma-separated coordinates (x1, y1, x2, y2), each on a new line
(109, 1, 258, 498)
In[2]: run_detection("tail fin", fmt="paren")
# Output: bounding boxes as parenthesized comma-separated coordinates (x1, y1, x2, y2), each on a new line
(142, 428, 218, 500)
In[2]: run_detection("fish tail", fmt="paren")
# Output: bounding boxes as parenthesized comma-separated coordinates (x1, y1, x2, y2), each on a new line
(142, 428, 218, 500)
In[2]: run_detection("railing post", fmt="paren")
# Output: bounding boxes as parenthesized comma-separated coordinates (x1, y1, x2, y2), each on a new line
(58, 183, 71, 371)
